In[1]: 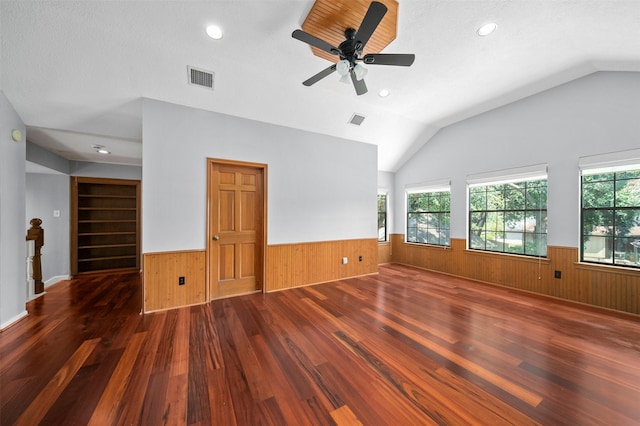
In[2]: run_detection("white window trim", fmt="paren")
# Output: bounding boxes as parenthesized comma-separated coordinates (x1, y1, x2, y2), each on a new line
(579, 148, 640, 175)
(405, 178, 450, 194)
(467, 164, 548, 187)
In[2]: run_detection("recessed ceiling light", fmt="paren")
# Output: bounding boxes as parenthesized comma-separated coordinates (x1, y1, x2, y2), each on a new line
(477, 22, 497, 37)
(92, 144, 111, 155)
(206, 25, 223, 40)
(379, 88, 390, 97)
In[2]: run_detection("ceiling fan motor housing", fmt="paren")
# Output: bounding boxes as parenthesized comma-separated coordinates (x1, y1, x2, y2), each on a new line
(339, 28, 362, 65)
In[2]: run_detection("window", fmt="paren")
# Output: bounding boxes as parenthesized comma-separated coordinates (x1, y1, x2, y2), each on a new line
(377, 194, 387, 242)
(406, 186, 450, 246)
(468, 166, 547, 257)
(581, 167, 640, 268)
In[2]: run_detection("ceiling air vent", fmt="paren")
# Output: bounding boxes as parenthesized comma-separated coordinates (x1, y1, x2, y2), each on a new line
(188, 66, 214, 90)
(348, 113, 366, 126)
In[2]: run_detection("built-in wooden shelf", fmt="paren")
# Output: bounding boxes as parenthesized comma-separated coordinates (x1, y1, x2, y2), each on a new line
(78, 207, 137, 210)
(71, 177, 141, 275)
(78, 232, 137, 236)
(78, 194, 137, 198)
(79, 243, 137, 249)
(78, 255, 137, 262)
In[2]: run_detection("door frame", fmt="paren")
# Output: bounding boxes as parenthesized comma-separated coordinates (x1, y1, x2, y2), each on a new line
(206, 158, 268, 301)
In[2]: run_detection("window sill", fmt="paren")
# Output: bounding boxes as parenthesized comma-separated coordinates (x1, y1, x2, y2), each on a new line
(574, 262, 640, 276)
(404, 242, 451, 250)
(464, 249, 550, 264)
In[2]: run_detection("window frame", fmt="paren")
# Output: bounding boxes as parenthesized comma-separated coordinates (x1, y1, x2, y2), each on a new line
(467, 165, 548, 258)
(580, 165, 640, 269)
(377, 193, 388, 242)
(405, 180, 451, 247)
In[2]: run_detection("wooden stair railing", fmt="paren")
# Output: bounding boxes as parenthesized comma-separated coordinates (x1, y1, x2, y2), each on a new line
(26, 218, 44, 295)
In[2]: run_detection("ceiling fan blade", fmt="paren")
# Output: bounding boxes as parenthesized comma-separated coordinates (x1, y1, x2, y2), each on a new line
(363, 53, 415, 66)
(292, 29, 340, 55)
(302, 64, 337, 86)
(350, 70, 368, 96)
(355, 1, 387, 50)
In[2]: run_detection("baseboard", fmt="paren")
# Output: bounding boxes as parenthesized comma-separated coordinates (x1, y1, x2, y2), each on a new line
(1, 310, 28, 331)
(45, 275, 70, 288)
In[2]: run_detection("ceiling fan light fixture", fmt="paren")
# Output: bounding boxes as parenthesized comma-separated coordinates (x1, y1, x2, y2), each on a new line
(339, 74, 351, 84)
(354, 63, 368, 80)
(206, 24, 223, 40)
(477, 22, 497, 37)
(336, 59, 350, 76)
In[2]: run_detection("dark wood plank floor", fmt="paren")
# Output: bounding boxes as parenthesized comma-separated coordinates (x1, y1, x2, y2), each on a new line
(2, 264, 640, 425)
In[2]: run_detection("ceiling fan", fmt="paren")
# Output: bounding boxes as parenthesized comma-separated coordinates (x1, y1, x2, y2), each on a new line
(292, 1, 415, 96)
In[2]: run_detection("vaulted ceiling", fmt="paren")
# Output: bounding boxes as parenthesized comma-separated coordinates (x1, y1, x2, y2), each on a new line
(2, 1, 639, 172)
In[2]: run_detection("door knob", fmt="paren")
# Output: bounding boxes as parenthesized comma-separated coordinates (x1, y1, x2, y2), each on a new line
(213, 235, 220, 241)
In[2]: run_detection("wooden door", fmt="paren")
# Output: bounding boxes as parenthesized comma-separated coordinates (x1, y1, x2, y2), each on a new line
(208, 160, 266, 299)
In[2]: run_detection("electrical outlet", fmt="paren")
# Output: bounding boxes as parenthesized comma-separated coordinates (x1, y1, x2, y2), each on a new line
(342, 257, 348, 265)
(554, 270, 561, 279)
(178, 276, 185, 285)
(359, 255, 363, 262)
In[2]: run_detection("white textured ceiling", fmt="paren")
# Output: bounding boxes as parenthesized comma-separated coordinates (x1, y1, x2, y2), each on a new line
(2, 1, 639, 172)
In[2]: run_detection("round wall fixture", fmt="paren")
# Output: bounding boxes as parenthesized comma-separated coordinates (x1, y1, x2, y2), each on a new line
(11, 129, 22, 142)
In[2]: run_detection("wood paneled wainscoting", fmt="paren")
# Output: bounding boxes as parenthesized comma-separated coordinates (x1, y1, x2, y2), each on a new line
(378, 241, 392, 264)
(143, 250, 206, 312)
(143, 239, 377, 311)
(266, 238, 378, 291)
(390, 235, 640, 315)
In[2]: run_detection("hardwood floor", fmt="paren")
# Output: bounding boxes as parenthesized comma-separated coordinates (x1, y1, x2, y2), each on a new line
(2, 264, 640, 425)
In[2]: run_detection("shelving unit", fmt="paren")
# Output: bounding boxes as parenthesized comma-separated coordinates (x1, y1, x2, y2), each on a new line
(71, 177, 141, 274)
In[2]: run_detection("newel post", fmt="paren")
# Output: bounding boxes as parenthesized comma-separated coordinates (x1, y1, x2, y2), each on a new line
(26, 218, 44, 294)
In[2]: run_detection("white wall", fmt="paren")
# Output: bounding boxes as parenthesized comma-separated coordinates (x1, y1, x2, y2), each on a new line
(378, 171, 394, 239)
(27, 141, 70, 174)
(0, 91, 27, 328)
(26, 173, 70, 285)
(70, 161, 142, 180)
(142, 99, 378, 253)
(395, 71, 640, 247)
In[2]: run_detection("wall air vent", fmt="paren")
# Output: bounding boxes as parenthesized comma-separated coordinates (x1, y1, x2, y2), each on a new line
(349, 113, 366, 126)
(188, 66, 214, 90)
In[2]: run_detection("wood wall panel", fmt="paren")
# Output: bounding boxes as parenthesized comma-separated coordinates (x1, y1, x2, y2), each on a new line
(390, 235, 640, 315)
(143, 250, 206, 312)
(266, 239, 378, 291)
(378, 242, 392, 264)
